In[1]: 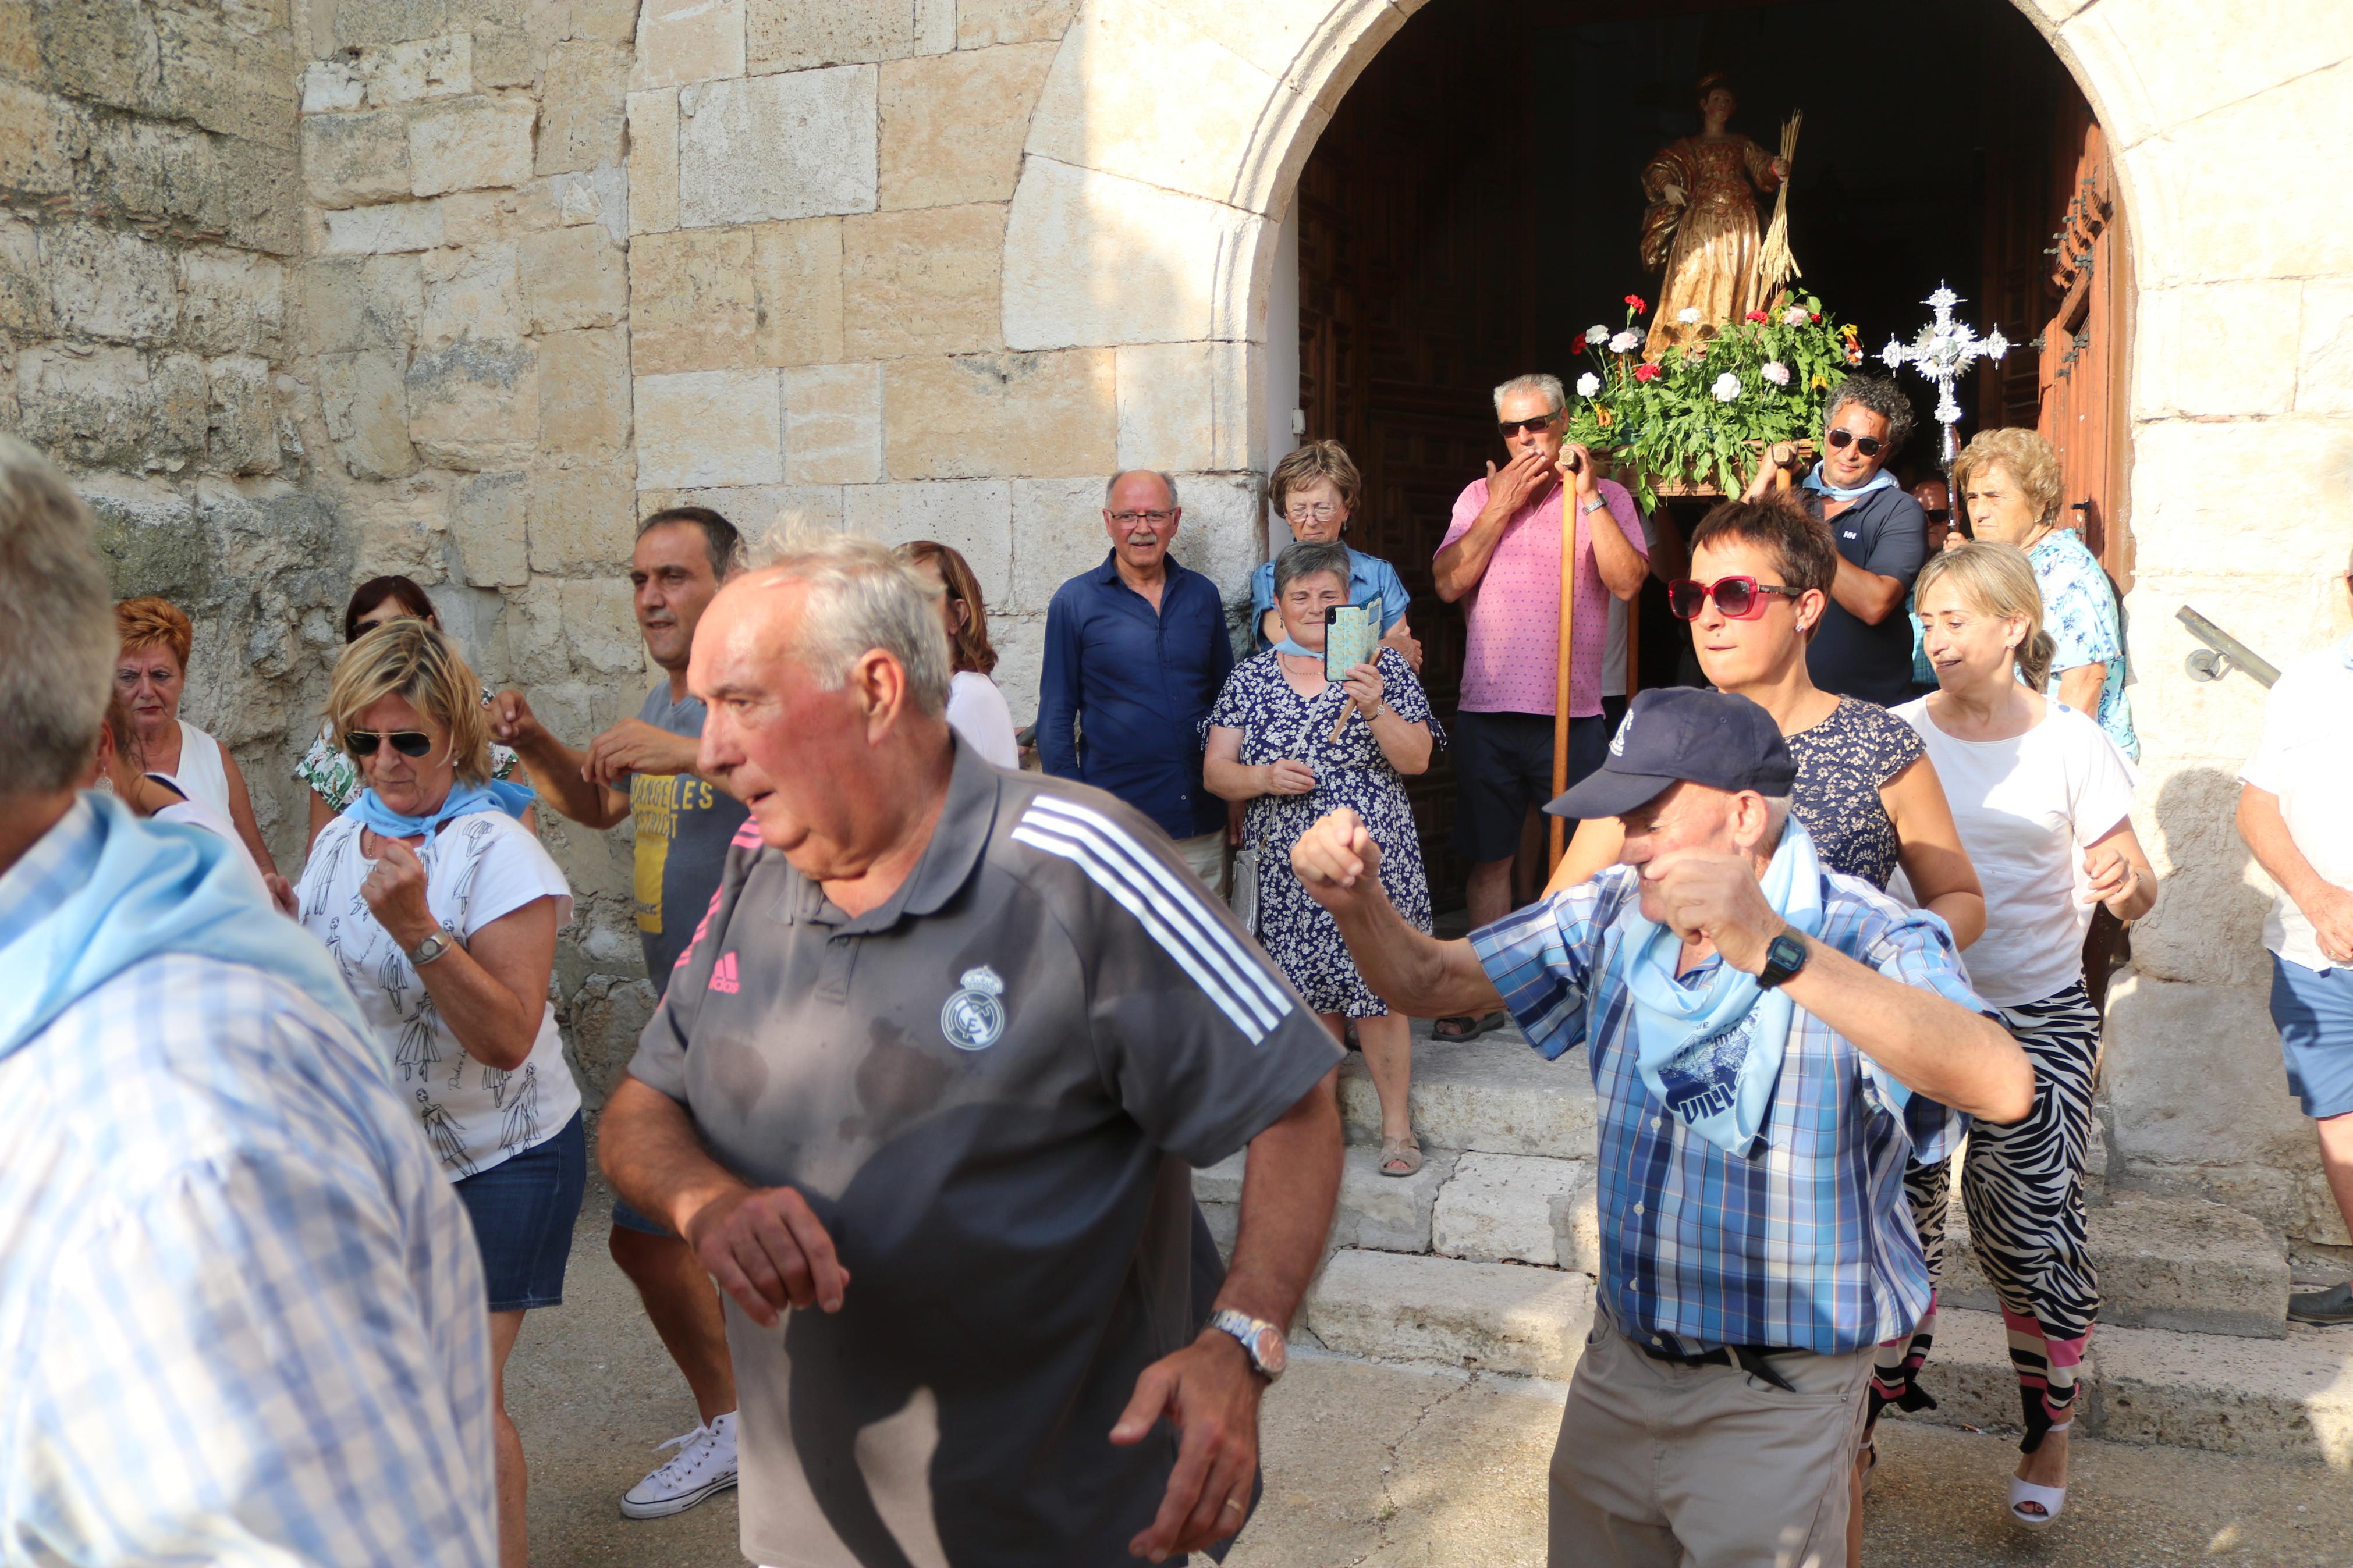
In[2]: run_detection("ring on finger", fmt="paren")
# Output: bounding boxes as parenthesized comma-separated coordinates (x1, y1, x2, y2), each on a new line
(1222, 1497, 1246, 1513)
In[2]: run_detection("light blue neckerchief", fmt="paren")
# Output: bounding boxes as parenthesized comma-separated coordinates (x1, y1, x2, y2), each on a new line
(2339, 634, 2353, 671)
(1270, 638, 1320, 658)
(345, 778, 535, 846)
(1617, 819, 1830, 1158)
(1801, 461, 1899, 503)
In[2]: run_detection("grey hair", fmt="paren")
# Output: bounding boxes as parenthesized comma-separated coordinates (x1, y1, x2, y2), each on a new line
(747, 526, 950, 716)
(1273, 539, 1353, 601)
(1823, 374, 1915, 459)
(1492, 373, 1566, 416)
(0, 436, 116, 794)
(1759, 793, 1794, 847)
(1104, 470, 1180, 510)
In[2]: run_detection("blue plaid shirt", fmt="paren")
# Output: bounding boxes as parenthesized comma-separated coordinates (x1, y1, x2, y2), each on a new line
(0, 800, 497, 1565)
(1472, 865, 1975, 1356)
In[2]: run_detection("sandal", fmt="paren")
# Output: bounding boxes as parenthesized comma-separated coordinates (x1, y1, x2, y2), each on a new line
(2008, 1421, 2070, 1530)
(1378, 1135, 1423, 1178)
(1432, 1011, 1507, 1043)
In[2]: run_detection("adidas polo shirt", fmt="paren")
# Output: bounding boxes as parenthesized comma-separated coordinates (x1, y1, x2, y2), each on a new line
(629, 737, 1341, 1568)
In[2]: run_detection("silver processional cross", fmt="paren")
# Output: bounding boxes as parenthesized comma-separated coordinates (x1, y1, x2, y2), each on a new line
(1879, 285, 2008, 471)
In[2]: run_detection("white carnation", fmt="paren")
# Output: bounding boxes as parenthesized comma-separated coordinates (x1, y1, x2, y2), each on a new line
(1575, 371, 1600, 398)
(1710, 372, 1741, 402)
(1677, 307, 1702, 325)
(1609, 329, 1642, 354)
(1585, 325, 1609, 345)
(1781, 305, 1811, 326)
(1761, 360, 1791, 386)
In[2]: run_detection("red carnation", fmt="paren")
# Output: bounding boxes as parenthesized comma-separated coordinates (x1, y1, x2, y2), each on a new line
(1745, 310, 1769, 323)
(1809, 312, 1822, 323)
(1625, 294, 1647, 313)
(1633, 362, 1662, 383)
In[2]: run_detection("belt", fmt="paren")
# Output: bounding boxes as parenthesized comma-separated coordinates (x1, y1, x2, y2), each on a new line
(1635, 1338, 1806, 1394)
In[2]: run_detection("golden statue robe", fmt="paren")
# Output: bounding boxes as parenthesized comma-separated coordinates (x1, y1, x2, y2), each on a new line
(1639, 134, 1782, 359)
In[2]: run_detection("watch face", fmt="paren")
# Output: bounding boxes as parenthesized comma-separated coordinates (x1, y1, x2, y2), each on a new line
(1252, 1325, 1287, 1378)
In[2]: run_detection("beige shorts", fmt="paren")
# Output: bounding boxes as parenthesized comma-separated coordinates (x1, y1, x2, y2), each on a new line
(1174, 827, 1229, 899)
(1547, 1313, 1873, 1568)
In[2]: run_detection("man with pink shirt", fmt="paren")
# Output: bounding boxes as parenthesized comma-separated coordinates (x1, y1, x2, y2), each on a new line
(1433, 372, 1649, 1038)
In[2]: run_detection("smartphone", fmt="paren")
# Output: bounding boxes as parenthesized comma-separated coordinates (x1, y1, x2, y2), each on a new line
(1323, 603, 1374, 681)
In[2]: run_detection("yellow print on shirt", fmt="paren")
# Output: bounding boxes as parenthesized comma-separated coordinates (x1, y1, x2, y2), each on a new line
(630, 773, 716, 933)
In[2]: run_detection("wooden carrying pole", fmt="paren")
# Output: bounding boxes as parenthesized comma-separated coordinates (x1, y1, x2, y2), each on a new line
(1548, 500, 1578, 868)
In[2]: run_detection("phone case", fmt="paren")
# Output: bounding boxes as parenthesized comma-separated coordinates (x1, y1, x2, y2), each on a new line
(1323, 603, 1374, 680)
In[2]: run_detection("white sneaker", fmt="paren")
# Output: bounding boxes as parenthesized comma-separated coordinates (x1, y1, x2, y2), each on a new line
(620, 1410, 740, 1520)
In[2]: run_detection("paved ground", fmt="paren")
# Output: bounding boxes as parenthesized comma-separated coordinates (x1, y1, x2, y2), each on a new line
(514, 1178, 2353, 1567)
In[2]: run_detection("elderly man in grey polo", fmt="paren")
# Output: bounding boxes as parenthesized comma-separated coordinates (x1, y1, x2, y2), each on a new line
(597, 531, 1344, 1567)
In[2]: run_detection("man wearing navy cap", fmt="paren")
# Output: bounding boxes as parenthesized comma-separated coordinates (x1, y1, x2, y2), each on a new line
(1293, 687, 2033, 1568)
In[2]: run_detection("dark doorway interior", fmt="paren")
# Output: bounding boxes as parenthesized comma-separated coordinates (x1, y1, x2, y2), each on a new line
(1297, 0, 2106, 904)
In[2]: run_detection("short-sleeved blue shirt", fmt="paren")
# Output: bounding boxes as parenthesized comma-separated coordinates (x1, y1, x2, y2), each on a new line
(1247, 546, 1411, 648)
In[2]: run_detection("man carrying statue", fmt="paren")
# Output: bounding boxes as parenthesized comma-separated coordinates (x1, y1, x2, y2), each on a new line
(1290, 685, 2033, 1568)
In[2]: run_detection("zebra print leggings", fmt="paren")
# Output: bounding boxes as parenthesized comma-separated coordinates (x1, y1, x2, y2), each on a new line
(1871, 982, 2102, 1454)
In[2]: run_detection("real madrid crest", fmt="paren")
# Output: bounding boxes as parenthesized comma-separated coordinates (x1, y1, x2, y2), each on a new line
(941, 964, 1007, 1051)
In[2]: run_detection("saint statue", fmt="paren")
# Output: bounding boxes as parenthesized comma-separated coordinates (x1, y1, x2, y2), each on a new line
(1639, 73, 1788, 359)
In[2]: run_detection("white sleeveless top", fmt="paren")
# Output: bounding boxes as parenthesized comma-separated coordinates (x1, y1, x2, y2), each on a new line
(172, 721, 234, 822)
(145, 772, 268, 895)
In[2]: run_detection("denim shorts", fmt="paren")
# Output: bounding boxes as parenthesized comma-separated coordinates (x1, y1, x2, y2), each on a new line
(454, 1110, 587, 1311)
(610, 1194, 673, 1237)
(2270, 954, 2353, 1120)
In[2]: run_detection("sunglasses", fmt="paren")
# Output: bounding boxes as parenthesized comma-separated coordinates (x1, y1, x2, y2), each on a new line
(1826, 428, 1884, 457)
(1667, 575, 1804, 621)
(343, 728, 434, 759)
(1497, 413, 1559, 439)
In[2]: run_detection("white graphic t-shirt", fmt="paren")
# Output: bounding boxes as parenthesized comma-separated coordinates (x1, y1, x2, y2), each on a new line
(298, 811, 581, 1179)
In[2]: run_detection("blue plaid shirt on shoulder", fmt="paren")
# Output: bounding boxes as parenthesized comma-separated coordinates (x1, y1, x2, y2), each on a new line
(0, 802, 497, 1566)
(1471, 863, 1977, 1357)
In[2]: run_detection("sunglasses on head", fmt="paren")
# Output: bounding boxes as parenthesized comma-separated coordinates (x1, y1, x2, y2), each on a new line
(343, 728, 434, 759)
(1826, 428, 1884, 457)
(1497, 413, 1559, 439)
(1667, 575, 1803, 621)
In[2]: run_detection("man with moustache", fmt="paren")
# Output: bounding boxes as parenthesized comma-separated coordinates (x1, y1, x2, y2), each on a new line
(1038, 470, 1237, 893)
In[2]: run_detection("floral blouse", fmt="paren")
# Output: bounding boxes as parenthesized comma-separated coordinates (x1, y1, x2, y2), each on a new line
(1783, 696, 1923, 890)
(293, 683, 522, 814)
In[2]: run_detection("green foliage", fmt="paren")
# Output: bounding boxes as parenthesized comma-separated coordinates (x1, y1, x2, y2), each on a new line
(1560, 293, 1858, 511)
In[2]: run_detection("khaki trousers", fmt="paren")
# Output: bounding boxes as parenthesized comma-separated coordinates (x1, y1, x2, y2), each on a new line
(1548, 1313, 1873, 1568)
(1174, 828, 1229, 899)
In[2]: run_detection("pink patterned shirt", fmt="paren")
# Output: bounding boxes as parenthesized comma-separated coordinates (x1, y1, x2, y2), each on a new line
(1439, 475, 1647, 717)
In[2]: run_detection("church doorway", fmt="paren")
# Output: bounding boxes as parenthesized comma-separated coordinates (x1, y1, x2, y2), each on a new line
(1291, 0, 2131, 901)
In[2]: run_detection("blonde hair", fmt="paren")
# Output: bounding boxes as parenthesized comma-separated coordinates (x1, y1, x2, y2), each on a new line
(115, 595, 194, 671)
(1953, 427, 2064, 534)
(324, 618, 494, 784)
(1914, 541, 2057, 692)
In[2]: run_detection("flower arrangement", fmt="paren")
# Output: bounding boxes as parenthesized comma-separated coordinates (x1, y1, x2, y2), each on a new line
(1560, 292, 1855, 510)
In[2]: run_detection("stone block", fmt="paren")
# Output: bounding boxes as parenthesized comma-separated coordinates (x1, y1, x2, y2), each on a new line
(317, 349, 420, 479)
(410, 94, 537, 196)
(1432, 1153, 1592, 1269)
(335, 0, 452, 48)
(211, 133, 306, 258)
(626, 88, 680, 234)
(1003, 158, 1265, 350)
(636, 368, 783, 489)
(1304, 1250, 1594, 1382)
(303, 59, 367, 112)
(178, 250, 286, 356)
(2103, 974, 2317, 1201)
(34, 0, 161, 113)
(1340, 1039, 1598, 1161)
(2093, 1319, 2353, 1466)
(747, 0, 911, 72)
(529, 460, 637, 575)
(842, 204, 1004, 358)
(783, 363, 882, 485)
(2057, 0, 2353, 151)
(405, 335, 538, 469)
(842, 480, 1014, 599)
(205, 355, 279, 477)
(357, 34, 475, 105)
(0, 214, 47, 337)
(676, 67, 877, 228)
(878, 44, 1053, 212)
(154, 10, 297, 149)
(569, 0, 644, 46)
(538, 327, 633, 457)
(41, 223, 178, 343)
(2298, 282, 2353, 417)
(633, 0, 744, 90)
(634, 483, 846, 536)
(302, 108, 411, 206)
(1195, 1144, 1456, 1255)
(301, 254, 423, 354)
(451, 468, 531, 587)
(537, 39, 629, 175)
(559, 577, 645, 674)
(1006, 477, 1108, 613)
(956, 0, 1076, 47)
(519, 225, 626, 333)
(548, 165, 631, 241)
(629, 225, 758, 374)
(1116, 341, 1255, 473)
(1162, 470, 1261, 596)
(991, 613, 1044, 726)
(0, 79, 81, 197)
(2132, 282, 2301, 419)
(882, 350, 1116, 482)
(321, 199, 448, 254)
(470, 22, 535, 88)
(561, 975, 657, 1104)
(751, 216, 845, 365)
(418, 241, 523, 346)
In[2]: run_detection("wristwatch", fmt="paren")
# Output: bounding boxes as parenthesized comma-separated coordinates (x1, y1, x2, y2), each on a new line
(407, 930, 454, 969)
(1579, 494, 1609, 517)
(1208, 1309, 1288, 1382)
(1756, 925, 1809, 990)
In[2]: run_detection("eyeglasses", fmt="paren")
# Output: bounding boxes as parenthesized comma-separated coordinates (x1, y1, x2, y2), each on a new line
(1667, 575, 1804, 621)
(1108, 510, 1176, 526)
(343, 729, 434, 759)
(1826, 428, 1884, 457)
(1285, 502, 1343, 522)
(1497, 413, 1560, 439)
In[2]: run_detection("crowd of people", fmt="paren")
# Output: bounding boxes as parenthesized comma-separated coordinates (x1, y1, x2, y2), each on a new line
(0, 333, 2347, 1568)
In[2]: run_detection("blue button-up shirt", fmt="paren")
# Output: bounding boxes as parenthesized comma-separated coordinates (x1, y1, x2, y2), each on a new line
(1471, 861, 1975, 1356)
(1039, 552, 1236, 840)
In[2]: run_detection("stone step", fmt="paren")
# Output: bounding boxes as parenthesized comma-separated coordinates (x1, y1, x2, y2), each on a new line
(1337, 1034, 1596, 1158)
(1296, 1249, 2353, 1467)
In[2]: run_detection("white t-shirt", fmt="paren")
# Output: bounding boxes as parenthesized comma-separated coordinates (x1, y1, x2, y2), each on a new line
(297, 810, 581, 1179)
(946, 670, 1020, 769)
(1892, 696, 2138, 1008)
(2239, 638, 2353, 972)
(1600, 510, 1659, 699)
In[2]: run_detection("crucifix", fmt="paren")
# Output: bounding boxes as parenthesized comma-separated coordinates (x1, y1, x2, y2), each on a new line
(1879, 284, 2008, 480)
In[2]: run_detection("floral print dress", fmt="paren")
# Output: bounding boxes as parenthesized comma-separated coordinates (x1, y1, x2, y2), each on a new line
(1208, 647, 1442, 1017)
